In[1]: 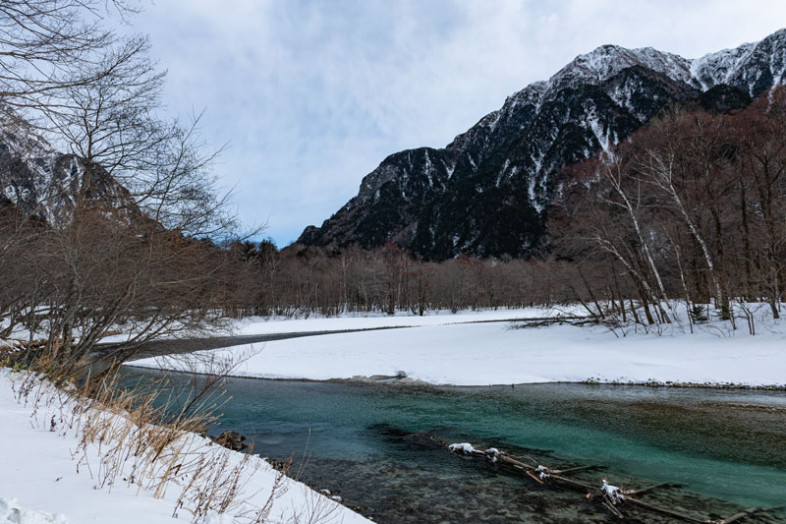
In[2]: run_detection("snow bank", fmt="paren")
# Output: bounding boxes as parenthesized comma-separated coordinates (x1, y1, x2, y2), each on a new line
(134, 311, 786, 388)
(0, 370, 369, 524)
(0, 498, 68, 524)
(230, 306, 579, 335)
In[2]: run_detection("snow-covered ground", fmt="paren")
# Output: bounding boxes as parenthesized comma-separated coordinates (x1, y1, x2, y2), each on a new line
(134, 307, 786, 388)
(230, 306, 578, 334)
(0, 369, 370, 524)
(4, 306, 785, 524)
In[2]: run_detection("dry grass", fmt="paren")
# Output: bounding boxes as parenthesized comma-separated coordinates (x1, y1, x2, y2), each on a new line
(7, 362, 309, 523)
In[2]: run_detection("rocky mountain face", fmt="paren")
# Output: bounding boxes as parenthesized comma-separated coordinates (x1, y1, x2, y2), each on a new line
(0, 126, 136, 225)
(299, 29, 786, 260)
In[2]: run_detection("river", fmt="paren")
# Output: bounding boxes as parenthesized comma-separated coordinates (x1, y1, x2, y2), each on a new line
(121, 369, 786, 523)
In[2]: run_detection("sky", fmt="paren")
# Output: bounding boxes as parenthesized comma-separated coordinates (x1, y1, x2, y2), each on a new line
(125, 0, 786, 246)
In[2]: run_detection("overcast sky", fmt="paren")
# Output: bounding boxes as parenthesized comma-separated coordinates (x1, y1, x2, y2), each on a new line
(128, 1, 786, 246)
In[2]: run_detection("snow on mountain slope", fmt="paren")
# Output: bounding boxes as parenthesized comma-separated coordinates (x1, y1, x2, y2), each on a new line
(548, 45, 693, 95)
(0, 125, 136, 226)
(299, 28, 786, 260)
(692, 28, 786, 92)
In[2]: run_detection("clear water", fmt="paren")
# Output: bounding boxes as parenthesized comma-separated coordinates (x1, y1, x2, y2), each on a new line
(122, 369, 786, 523)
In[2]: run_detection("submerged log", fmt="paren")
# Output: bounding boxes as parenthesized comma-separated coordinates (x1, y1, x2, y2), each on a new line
(446, 441, 774, 523)
(715, 507, 761, 524)
(625, 482, 678, 496)
(622, 495, 705, 523)
(708, 506, 783, 524)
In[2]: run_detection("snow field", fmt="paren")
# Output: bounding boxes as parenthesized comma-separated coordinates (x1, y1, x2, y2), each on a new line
(230, 305, 578, 334)
(137, 307, 786, 387)
(0, 370, 369, 524)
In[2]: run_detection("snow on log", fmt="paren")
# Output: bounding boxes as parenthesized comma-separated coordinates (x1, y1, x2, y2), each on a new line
(448, 443, 501, 462)
(601, 479, 625, 502)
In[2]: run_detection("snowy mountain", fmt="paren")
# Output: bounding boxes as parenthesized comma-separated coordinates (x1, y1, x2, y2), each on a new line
(0, 126, 136, 225)
(299, 29, 786, 260)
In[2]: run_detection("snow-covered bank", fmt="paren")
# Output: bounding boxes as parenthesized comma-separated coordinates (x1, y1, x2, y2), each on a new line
(0, 370, 370, 524)
(134, 310, 786, 388)
(230, 306, 579, 334)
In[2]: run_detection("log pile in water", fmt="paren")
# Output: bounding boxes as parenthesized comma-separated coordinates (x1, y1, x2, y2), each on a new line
(446, 442, 781, 523)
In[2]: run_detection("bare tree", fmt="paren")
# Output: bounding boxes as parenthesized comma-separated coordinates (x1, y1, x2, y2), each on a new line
(0, 0, 134, 110)
(0, 2, 244, 382)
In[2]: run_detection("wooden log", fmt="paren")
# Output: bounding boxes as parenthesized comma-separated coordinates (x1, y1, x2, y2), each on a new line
(549, 473, 595, 491)
(624, 482, 678, 496)
(552, 464, 605, 475)
(525, 470, 545, 484)
(625, 496, 706, 523)
(445, 442, 741, 524)
(498, 454, 537, 470)
(505, 452, 538, 465)
(601, 500, 625, 519)
(712, 506, 763, 524)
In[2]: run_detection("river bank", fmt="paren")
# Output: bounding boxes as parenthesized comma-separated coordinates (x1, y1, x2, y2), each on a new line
(0, 369, 370, 524)
(130, 307, 786, 388)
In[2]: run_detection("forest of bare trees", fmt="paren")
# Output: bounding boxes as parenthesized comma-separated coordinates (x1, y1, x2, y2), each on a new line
(549, 88, 786, 331)
(0, 0, 237, 379)
(219, 242, 582, 318)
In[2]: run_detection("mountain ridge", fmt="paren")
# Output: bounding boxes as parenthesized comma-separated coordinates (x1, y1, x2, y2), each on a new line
(300, 29, 786, 259)
(0, 124, 137, 226)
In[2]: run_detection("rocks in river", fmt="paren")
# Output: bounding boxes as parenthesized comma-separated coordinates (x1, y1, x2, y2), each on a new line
(211, 429, 248, 451)
(319, 489, 344, 503)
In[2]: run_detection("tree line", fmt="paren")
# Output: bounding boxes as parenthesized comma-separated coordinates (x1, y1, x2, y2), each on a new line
(220, 242, 582, 317)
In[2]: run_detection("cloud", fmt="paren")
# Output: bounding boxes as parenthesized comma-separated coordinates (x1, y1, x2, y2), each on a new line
(130, 0, 786, 245)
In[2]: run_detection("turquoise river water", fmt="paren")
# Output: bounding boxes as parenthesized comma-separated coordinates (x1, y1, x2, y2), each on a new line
(122, 369, 786, 523)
